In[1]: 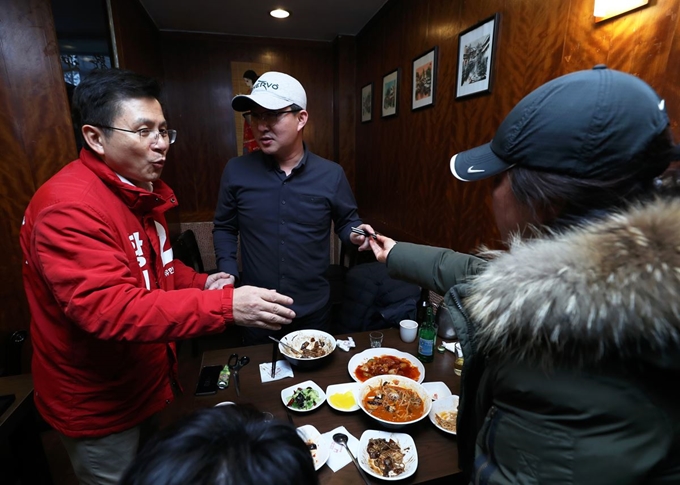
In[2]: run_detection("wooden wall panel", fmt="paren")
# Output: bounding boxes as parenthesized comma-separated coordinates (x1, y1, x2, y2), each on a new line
(333, 36, 357, 191)
(159, 33, 336, 221)
(356, 0, 680, 253)
(109, 0, 165, 80)
(0, 0, 77, 365)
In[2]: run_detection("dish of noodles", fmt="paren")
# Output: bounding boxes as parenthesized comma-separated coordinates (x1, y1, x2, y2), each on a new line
(348, 348, 425, 383)
(358, 430, 418, 481)
(358, 376, 432, 428)
(428, 394, 459, 435)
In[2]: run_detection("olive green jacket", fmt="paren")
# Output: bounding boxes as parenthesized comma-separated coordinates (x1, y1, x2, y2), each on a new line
(386, 242, 487, 480)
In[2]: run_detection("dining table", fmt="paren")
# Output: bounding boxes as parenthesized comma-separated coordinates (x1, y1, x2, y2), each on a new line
(183, 327, 462, 484)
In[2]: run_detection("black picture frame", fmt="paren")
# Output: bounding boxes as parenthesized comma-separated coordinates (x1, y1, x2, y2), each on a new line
(361, 82, 373, 123)
(381, 68, 400, 118)
(456, 13, 500, 99)
(412, 46, 438, 110)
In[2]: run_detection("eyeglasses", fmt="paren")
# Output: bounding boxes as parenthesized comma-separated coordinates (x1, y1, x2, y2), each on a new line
(243, 109, 302, 125)
(96, 126, 177, 145)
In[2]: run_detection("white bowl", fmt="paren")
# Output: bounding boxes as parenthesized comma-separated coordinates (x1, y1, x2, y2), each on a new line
(358, 429, 418, 480)
(422, 381, 452, 401)
(279, 330, 336, 369)
(281, 380, 326, 412)
(325, 382, 361, 412)
(348, 347, 425, 383)
(357, 375, 432, 429)
(429, 394, 459, 435)
(213, 401, 236, 407)
(296, 424, 330, 471)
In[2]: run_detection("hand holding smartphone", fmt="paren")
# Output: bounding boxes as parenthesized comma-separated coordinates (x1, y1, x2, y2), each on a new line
(351, 226, 379, 240)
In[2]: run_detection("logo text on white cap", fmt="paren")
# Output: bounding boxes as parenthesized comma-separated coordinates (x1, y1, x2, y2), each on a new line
(254, 81, 279, 91)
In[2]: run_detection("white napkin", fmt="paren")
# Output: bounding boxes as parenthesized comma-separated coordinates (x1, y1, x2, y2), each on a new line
(259, 360, 294, 383)
(441, 341, 462, 357)
(323, 426, 360, 472)
(336, 336, 356, 352)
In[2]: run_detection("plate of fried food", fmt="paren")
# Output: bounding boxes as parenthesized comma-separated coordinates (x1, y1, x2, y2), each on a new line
(428, 394, 459, 435)
(358, 429, 418, 480)
(348, 347, 425, 383)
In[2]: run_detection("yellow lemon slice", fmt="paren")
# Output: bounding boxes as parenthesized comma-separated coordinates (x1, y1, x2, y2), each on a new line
(329, 390, 356, 410)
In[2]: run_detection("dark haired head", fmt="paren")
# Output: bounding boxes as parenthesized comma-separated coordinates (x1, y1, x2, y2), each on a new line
(71, 69, 162, 151)
(242, 70, 259, 83)
(120, 406, 318, 485)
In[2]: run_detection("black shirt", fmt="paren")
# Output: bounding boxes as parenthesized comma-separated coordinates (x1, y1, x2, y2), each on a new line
(213, 146, 361, 318)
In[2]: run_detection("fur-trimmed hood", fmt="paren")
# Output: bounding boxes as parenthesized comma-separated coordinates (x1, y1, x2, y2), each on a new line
(467, 197, 680, 369)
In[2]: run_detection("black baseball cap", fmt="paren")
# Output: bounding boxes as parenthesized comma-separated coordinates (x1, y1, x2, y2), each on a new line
(450, 66, 673, 182)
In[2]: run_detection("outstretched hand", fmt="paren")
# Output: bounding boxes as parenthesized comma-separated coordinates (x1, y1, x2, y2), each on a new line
(368, 234, 397, 263)
(232, 286, 295, 331)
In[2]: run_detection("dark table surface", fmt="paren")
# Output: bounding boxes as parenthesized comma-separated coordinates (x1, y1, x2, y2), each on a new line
(184, 327, 461, 484)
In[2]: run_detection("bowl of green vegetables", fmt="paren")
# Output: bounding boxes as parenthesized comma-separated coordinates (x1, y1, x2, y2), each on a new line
(281, 380, 326, 412)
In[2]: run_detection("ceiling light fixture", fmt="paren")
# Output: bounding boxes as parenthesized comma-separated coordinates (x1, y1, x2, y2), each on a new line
(270, 8, 290, 19)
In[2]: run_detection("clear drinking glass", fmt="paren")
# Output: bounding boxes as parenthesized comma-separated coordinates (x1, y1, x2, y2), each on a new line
(369, 331, 383, 348)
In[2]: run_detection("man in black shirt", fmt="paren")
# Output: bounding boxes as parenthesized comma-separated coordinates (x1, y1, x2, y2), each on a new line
(214, 71, 375, 344)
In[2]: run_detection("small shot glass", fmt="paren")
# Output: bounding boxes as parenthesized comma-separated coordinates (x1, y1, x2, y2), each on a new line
(369, 331, 384, 348)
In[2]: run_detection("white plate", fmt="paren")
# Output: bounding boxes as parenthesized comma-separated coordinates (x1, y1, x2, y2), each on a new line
(281, 380, 326, 412)
(297, 424, 330, 471)
(325, 382, 361, 412)
(213, 401, 236, 407)
(348, 347, 425, 384)
(358, 429, 418, 480)
(422, 381, 452, 401)
(429, 394, 459, 435)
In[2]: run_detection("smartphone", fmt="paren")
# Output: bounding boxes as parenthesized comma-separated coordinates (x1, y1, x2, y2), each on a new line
(194, 365, 222, 396)
(351, 226, 378, 240)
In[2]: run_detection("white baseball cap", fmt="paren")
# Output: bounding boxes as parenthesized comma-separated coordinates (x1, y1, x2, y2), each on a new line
(232, 71, 307, 111)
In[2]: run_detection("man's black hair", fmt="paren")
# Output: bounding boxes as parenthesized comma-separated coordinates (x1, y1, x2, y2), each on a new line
(242, 70, 259, 83)
(71, 69, 162, 151)
(120, 405, 318, 485)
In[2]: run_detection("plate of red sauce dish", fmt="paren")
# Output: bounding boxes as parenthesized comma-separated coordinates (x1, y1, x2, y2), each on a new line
(347, 348, 425, 384)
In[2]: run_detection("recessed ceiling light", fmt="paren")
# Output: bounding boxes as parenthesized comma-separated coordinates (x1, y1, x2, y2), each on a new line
(270, 8, 290, 19)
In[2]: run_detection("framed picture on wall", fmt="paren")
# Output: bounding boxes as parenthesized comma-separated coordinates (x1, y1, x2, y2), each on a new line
(412, 46, 438, 110)
(381, 68, 399, 118)
(456, 13, 500, 99)
(361, 83, 373, 123)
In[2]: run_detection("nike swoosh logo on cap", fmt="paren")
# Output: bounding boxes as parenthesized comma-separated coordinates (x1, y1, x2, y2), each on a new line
(467, 166, 485, 173)
(659, 100, 665, 110)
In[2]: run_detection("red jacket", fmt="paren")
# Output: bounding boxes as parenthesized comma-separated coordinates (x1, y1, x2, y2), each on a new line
(20, 149, 233, 438)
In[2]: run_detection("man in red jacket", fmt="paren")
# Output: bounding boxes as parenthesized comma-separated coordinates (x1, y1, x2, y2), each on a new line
(20, 68, 295, 484)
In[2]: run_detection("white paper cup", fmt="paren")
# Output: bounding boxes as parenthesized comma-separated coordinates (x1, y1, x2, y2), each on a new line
(399, 319, 418, 343)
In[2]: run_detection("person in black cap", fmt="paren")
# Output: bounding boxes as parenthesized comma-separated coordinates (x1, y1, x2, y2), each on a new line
(369, 66, 680, 484)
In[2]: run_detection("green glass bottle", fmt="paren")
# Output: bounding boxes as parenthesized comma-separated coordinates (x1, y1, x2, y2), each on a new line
(417, 306, 436, 363)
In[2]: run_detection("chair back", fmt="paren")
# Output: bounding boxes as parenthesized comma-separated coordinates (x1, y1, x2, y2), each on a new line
(172, 230, 204, 273)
